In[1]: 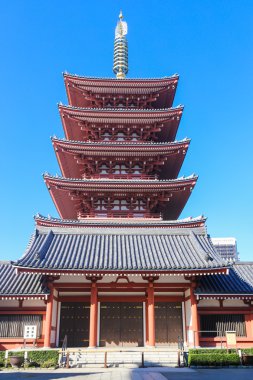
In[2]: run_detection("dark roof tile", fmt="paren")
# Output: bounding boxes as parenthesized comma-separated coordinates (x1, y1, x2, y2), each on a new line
(196, 263, 253, 295)
(0, 261, 49, 297)
(14, 226, 226, 272)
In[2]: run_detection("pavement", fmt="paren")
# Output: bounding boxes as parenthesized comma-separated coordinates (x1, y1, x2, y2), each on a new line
(1, 368, 253, 380)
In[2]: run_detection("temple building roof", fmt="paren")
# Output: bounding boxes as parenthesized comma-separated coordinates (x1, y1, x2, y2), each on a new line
(13, 225, 227, 274)
(0, 261, 49, 299)
(35, 214, 206, 229)
(63, 73, 179, 109)
(196, 262, 253, 297)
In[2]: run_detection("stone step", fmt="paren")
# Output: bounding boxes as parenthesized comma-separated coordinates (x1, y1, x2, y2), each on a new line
(64, 350, 182, 368)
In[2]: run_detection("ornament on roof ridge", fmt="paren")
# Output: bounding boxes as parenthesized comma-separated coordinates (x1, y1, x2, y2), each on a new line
(113, 11, 128, 79)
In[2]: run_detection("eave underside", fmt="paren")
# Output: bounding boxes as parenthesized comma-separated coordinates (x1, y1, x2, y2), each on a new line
(52, 139, 189, 180)
(64, 74, 179, 109)
(44, 176, 197, 220)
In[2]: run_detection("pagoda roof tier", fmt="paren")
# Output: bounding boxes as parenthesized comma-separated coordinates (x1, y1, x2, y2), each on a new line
(35, 214, 206, 229)
(44, 174, 197, 220)
(59, 104, 183, 142)
(14, 224, 227, 274)
(64, 73, 179, 109)
(52, 137, 190, 180)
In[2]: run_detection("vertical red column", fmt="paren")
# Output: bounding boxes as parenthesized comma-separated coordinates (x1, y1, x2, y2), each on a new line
(89, 282, 98, 348)
(190, 284, 199, 347)
(245, 313, 253, 339)
(145, 298, 149, 345)
(44, 285, 54, 348)
(147, 282, 155, 347)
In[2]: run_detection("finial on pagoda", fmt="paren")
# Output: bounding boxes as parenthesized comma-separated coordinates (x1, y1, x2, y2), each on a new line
(113, 11, 128, 79)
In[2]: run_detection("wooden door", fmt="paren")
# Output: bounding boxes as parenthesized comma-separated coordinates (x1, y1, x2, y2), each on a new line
(155, 302, 183, 345)
(121, 303, 143, 347)
(59, 302, 90, 347)
(100, 302, 143, 347)
(100, 302, 120, 347)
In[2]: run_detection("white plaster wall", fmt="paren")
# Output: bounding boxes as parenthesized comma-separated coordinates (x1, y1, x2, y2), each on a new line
(198, 299, 220, 307)
(54, 274, 191, 285)
(184, 298, 194, 345)
(185, 289, 190, 298)
(51, 289, 59, 328)
(59, 291, 90, 296)
(185, 299, 192, 327)
(155, 292, 184, 296)
(56, 302, 61, 347)
(23, 299, 45, 307)
(50, 330, 56, 344)
(0, 300, 19, 307)
(50, 290, 59, 346)
(223, 299, 246, 307)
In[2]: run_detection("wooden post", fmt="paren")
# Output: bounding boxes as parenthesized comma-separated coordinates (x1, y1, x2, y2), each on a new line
(145, 299, 149, 345)
(89, 282, 98, 348)
(66, 351, 70, 369)
(245, 313, 253, 339)
(44, 285, 54, 348)
(190, 285, 199, 347)
(147, 282, 155, 347)
(104, 351, 107, 368)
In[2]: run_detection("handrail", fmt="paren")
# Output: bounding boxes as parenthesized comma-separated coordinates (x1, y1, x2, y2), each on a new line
(83, 174, 158, 180)
(177, 336, 184, 367)
(58, 347, 182, 369)
(60, 335, 67, 367)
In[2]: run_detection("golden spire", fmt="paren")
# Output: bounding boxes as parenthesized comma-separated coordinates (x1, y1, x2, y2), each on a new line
(113, 11, 128, 79)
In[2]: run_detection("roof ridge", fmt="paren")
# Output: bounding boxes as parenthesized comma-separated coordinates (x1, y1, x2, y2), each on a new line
(51, 136, 190, 146)
(43, 173, 198, 183)
(58, 103, 184, 112)
(0, 260, 11, 265)
(63, 72, 179, 81)
(35, 213, 206, 224)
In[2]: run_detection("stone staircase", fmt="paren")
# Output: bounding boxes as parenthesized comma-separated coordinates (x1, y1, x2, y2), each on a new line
(62, 349, 183, 368)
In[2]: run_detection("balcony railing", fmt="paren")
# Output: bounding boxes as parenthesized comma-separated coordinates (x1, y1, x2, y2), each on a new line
(77, 211, 162, 220)
(83, 174, 158, 180)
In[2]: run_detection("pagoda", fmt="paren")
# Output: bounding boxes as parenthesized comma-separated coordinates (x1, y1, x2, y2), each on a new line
(45, 16, 195, 222)
(1, 12, 252, 353)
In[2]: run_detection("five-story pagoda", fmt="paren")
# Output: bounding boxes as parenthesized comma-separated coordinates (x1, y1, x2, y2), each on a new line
(9, 13, 230, 350)
(45, 12, 196, 222)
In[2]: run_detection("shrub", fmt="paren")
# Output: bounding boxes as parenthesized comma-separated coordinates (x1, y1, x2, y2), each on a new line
(189, 349, 236, 354)
(40, 359, 57, 368)
(8, 351, 25, 357)
(25, 361, 40, 368)
(0, 352, 5, 367)
(242, 348, 253, 355)
(27, 350, 58, 367)
(188, 353, 240, 366)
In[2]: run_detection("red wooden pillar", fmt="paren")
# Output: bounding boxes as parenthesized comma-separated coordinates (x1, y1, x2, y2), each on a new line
(147, 282, 155, 347)
(145, 298, 149, 345)
(190, 285, 199, 347)
(89, 282, 98, 347)
(245, 313, 253, 339)
(44, 285, 54, 348)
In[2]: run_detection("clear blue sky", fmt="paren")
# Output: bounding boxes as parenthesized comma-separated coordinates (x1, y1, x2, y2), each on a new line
(0, 0, 252, 261)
